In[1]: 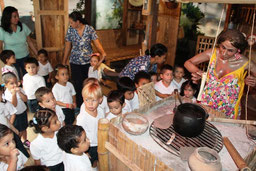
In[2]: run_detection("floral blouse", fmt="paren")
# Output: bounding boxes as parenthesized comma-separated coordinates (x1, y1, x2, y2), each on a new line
(201, 49, 248, 119)
(65, 25, 98, 65)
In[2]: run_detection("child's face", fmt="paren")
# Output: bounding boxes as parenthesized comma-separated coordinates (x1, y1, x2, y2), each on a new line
(108, 101, 123, 115)
(0, 133, 16, 156)
(5, 78, 18, 91)
(56, 68, 69, 84)
(90, 56, 99, 67)
(184, 86, 195, 99)
(136, 78, 150, 88)
(39, 93, 56, 111)
(174, 67, 184, 80)
(6, 55, 16, 65)
(160, 70, 173, 84)
(48, 115, 61, 132)
(38, 54, 47, 63)
(156, 54, 166, 65)
(151, 75, 157, 84)
(124, 91, 134, 100)
(83, 97, 101, 112)
(25, 63, 38, 75)
(72, 131, 90, 155)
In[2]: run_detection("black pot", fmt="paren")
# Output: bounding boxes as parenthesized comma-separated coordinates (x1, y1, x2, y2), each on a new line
(173, 103, 209, 138)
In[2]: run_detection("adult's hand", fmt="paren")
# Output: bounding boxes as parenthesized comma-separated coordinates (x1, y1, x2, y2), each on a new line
(245, 75, 256, 87)
(63, 41, 72, 65)
(191, 71, 203, 84)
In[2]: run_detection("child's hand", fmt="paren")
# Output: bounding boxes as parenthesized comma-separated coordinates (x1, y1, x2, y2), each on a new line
(9, 148, 19, 163)
(10, 87, 19, 95)
(72, 103, 77, 109)
(47, 78, 51, 83)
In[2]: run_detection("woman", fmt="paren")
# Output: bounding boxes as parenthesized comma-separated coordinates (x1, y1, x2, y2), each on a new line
(184, 29, 256, 119)
(0, 6, 37, 79)
(63, 11, 106, 107)
(119, 43, 167, 80)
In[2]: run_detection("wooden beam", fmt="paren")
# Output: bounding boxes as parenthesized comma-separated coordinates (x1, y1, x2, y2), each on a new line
(121, 0, 128, 45)
(224, 4, 232, 30)
(176, 0, 256, 4)
(37, 10, 67, 15)
(33, 0, 43, 50)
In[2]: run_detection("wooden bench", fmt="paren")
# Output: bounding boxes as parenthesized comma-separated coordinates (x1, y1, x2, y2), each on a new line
(95, 29, 141, 65)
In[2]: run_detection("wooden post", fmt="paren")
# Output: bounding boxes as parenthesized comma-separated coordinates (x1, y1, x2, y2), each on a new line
(122, 0, 128, 46)
(98, 118, 110, 171)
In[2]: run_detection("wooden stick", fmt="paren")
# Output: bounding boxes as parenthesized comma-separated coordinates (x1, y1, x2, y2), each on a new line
(197, 72, 207, 101)
(208, 118, 256, 125)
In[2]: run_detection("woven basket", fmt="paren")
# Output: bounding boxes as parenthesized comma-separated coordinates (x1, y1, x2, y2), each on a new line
(137, 82, 156, 108)
(244, 147, 256, 170)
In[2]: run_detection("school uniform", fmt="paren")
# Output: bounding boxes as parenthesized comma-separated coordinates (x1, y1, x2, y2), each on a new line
(155, 80, 175, 101)
(63, 152, 92, 171)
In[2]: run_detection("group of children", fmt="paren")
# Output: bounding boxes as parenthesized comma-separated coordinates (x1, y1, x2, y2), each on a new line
(0, 48, 199, 171)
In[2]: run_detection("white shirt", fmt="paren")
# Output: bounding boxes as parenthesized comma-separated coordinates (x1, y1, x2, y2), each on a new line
(106, 112, 118, 120)
(63, 152, 92, 171)
(23, 74, 46, 100)
(172, 78, 186, 92)
(52, 82, 76, 108)
(155, 80, 175, 101)
(30, 133, 63, 167)
(0, 150, 27, 171)
(129, 92, 139, 111)
(38, 61, 53, 76)
(56, 105, 65, 126)
(123, 99, 132, 113)
(88, 66, 98, 79)
(99, 96, 109, 115)
(4, 88, 27, 114)
(76, 105, 104, 147)
(0, 101, 17, 128)
(2, 65, 19, 81)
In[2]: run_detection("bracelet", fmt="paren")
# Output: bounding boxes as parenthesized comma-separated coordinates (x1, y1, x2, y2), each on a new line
(66, 104, 69, 108)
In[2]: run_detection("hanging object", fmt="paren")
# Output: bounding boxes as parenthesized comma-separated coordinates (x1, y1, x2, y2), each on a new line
(129, 0, 143, 7)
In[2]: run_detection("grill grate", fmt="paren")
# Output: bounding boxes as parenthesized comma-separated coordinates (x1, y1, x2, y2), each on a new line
(149, 121, 223, 157)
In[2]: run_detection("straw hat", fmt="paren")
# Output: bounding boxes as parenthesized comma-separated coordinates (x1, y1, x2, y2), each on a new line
(129, 0, 143, 7)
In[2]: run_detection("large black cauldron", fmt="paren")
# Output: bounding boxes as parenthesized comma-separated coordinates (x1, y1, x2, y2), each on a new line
(173, 103, 208, 138)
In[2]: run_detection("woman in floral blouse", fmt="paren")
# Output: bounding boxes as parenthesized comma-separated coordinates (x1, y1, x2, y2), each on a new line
(184, 29, 256, 119)
(63, 11, 106, 107)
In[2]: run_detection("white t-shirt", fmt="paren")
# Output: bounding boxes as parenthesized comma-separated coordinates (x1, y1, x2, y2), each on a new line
(0, 101, 17, 127)
(38, 61, 53, 77)
(99, 96, 109, 115)
(172, 78, 186, 92)
(106, 112, 118, 121)
(129, 92, 139, 111)
(4, 88, 27, 114)
(155, 80, 175, 101)
(0, 150, 27, 171)
(2, 65, 19, 81)
(52, 82, 76, 108)
(23, 74, 46, 100)
(76, 105, 104, 147)
(56, 105, 65, 126)
(123, 99, 132, 113)
(30, 133, 63, 167)
(63, 152, 92, 171)
(88, 66, 98, 79)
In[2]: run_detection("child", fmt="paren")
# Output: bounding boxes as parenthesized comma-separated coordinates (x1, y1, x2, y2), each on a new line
(172, 65, 186, 92)
(3, 72, 29, 148)
(23, 57, 46, 113)
(35, 87, 65, 127)
(0, 50, 20, 81)
(106, 90, 125, 120)
(52, 64, 76, 125)
(155, 64, 175, 101)
(180, 80, 198, 103)
(29, 109, 64, 171)
(149, 72, 158, 84)
(0, 124, 28, 171)
(76, 82, 105, 168)
(57, 125, 92, 171)
(37, 49, 53, 88)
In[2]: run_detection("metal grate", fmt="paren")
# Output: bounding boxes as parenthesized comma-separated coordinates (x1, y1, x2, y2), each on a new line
(149, 121, 223, 157)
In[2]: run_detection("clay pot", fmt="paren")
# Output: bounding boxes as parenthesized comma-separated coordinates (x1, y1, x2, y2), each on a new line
(173, 103, 208, 137)
(188, 147, 222, 171)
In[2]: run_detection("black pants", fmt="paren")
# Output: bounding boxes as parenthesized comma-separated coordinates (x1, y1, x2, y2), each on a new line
(48, 162, 64, 171)
(70, 63, 90, 107)
(87, 146, 98, 165)
(62, 108, 75, 125)
(13, 132, 30, 158)
(43, 74, 52, 88)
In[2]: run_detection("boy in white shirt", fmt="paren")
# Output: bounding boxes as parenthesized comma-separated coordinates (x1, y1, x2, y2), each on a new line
(155, 64, 175, 101)
(23, 57, 45, 113)
(106, 90, 126, 120)
(57, 125, 92, 171)
(172, 65, 186, 92)
(76, 82, 104, 168)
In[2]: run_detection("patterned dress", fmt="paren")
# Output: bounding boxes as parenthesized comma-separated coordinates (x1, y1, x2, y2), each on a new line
(201, 49, 248, 119)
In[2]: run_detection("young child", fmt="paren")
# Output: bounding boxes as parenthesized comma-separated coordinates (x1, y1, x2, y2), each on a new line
(23, 57, 46, 113)
(172, 65, 186, 92)
(52, 64, 76, 125)
(57, 125, 92, 171)
(0, 50, 20, 81)
(3, 72, 29, 148)
(0, 124, 28, 171)
(149, 72, 158, 84)
(35, 87, 65, 127)
(155, 64, 175, 101)
(37, 49, 53, 88)
(76, 82, 105, 168)
(29, 109, 64, 171)
(106, 90, 125, 120)
(180, 80, 198, 103)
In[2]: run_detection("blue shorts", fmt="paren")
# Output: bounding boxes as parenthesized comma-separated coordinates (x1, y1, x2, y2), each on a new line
(14, 111, 28, 132)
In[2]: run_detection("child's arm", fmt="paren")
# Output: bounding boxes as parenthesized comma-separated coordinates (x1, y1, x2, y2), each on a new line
(72, 95, 77, 109)
(34, 159, 41, 166)
(17, 88, 27, 102)
(10, 89, 18, 107)
(9, 114, 16, 125)
(7, 119, 19, 135)
(103, 68, 119, 77)
(56, 101, 73, 109)
(155, 90, 172, 99)
(7, 148, 19, 171)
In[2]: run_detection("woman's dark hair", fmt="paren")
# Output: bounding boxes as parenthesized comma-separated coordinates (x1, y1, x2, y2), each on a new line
(180, 80, 199, 97)
(0, 124, 12, 140)
(1, 6, 23, 34)
(117, 77, 136, 93)
(145, 43, 167, 57)
(217, 29, 248, 53)
(107, 90, 125, 105)
(29, 109, 56, 134)
(69, 11, 88, 25)
(0, 50, 15, 64)
(134, 71, 151, 84)
(38, 49, 48, 57)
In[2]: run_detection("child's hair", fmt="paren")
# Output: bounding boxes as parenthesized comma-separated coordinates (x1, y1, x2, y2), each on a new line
(149, 72, 157, 77)
(145, 43, 167, 57)
(2, 72, 17, 84)
(0, 124, 12, 140)
(174, 64, 185, 72)
(57, 125, 85, 153)
(180, 80, 199, 97)
(117, 77, 136, 93)
(134, 71, 151, 84)
(82, 77, 99, 87)
(90, 54, 100, 62)
(38, 49, 48, 58)
(20, 165, 49, 171)
(54, 64, 69, 76)
(160, 64, 173, 74)
(28, 109, 56, 134)
(24, 57, 39, 67)
(0, 85, 6, 103)
(0, 50, 15, 64)
(35, 87, 52, 103)
(107, 90, 125, 105)
(82, 82, 102, 99)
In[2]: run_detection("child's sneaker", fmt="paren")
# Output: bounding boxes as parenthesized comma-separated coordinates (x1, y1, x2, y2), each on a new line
(23, 140, 30, 148)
